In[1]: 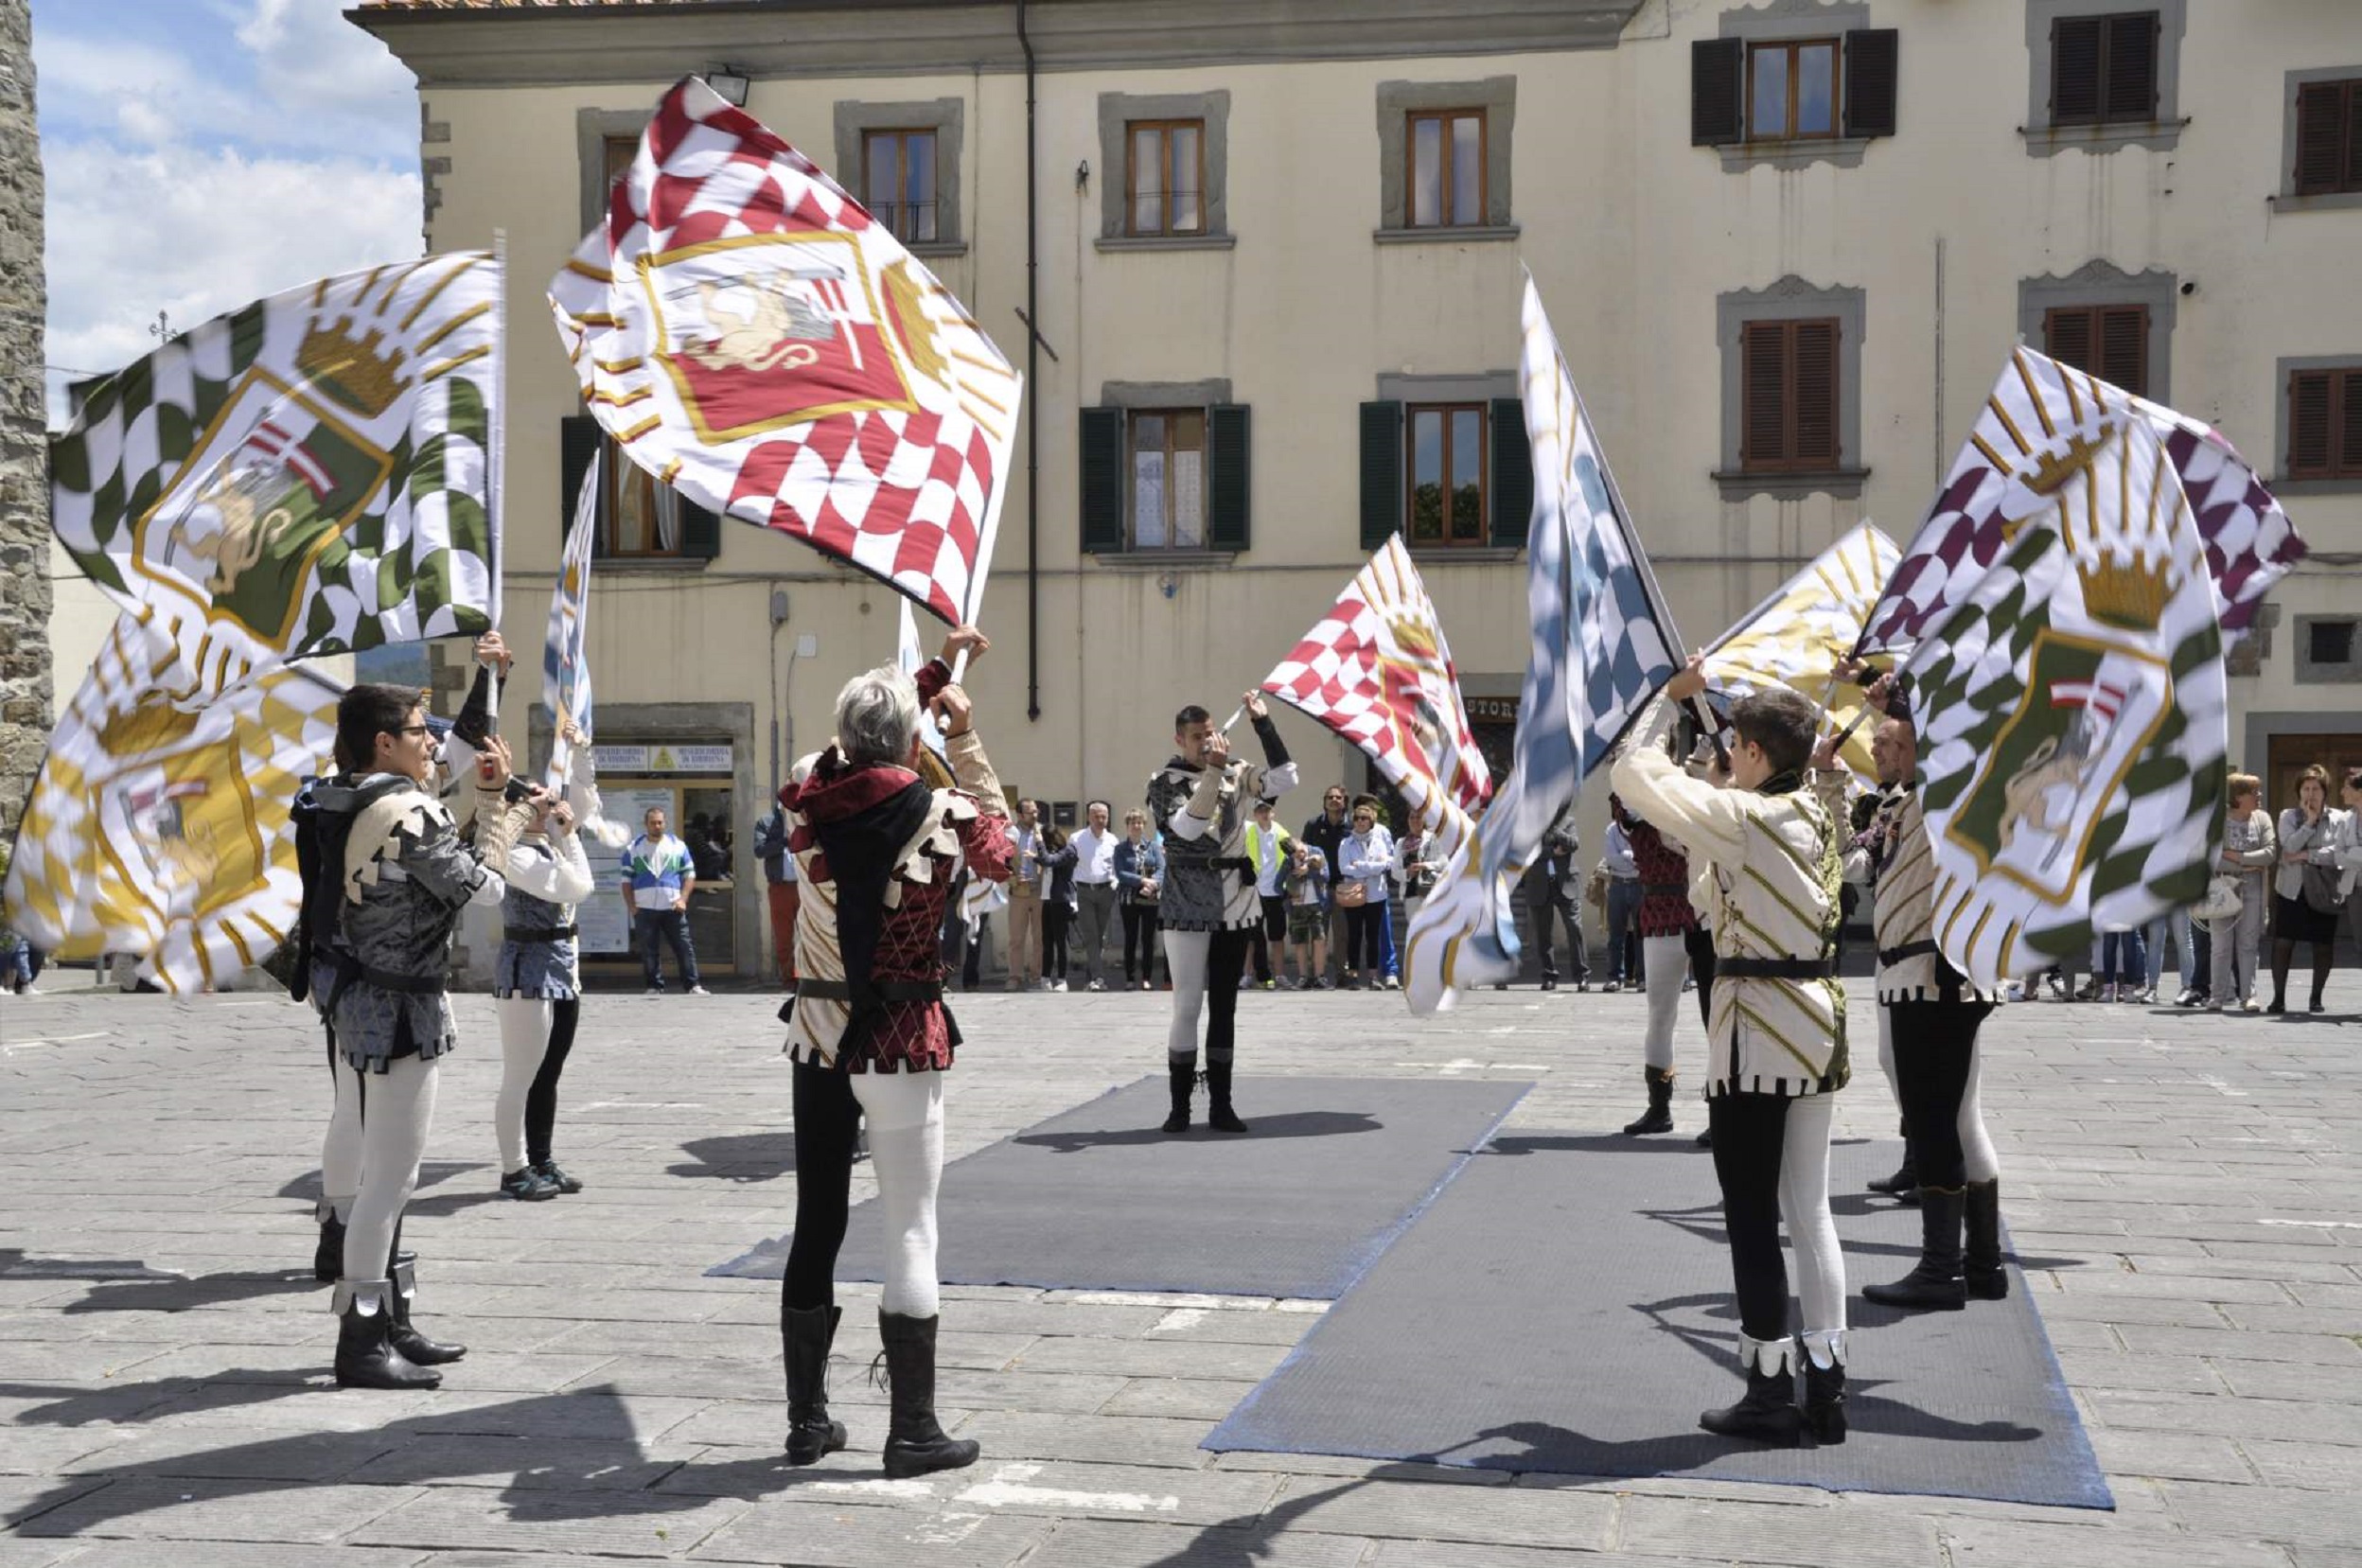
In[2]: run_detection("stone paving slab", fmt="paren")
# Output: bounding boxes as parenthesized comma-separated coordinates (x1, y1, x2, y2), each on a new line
(0, 980, 2355, 1566)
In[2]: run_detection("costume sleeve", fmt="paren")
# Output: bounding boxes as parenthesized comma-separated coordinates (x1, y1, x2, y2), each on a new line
(915, 657, 952, 706)
(948, 728, 1016, 883)
(1250, 713, 1298, 798)
(400, 792, 517, 910)
(1166, 769, 1222, 842)
(565, 748, 600, 823)
(452, 664, 496, 749)
(1608, 697, 1749, 866)
(536, 830, 596, 906)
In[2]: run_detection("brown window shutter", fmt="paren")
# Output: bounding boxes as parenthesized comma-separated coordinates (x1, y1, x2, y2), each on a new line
(1791, 320, 1840, 467)
(1692, 38, 1745, 146)
(2103, 12, 2159, 122)
(2044, 307, 2096, 378)
(1842, 28, 1900, 138)
(2051, 16, 2104, 124)
(2293, 81, 2347, 195)
(2350, 84, 2362, 193)
(2339, 370, 2362, 476)
(2287, 370, 2333, 479)
(2098, 305, 2147, 396)
(1742, 321, 1789, 468)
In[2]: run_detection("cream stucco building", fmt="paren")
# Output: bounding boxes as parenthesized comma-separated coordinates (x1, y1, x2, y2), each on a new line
(331, 0, 2361, 981)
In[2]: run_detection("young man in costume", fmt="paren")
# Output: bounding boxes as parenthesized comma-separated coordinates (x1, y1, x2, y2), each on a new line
(294, 680, 538, 1389)
(776, 627, 1008, 1479)
(1829, 675, 2007, 1310)
(1611, 656, 1849, 1446)
(1146, 694, 1298, 1134)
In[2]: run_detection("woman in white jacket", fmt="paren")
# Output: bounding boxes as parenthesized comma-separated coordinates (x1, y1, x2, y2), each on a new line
(1337, 797, 1402, 991)
(491, 752, 599, 1199)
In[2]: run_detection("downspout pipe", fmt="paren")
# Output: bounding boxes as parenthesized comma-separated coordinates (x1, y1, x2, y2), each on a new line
(1018, 0, 1041, 721)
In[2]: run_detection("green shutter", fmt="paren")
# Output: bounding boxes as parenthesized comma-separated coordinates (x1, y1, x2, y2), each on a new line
(1079, 406, 1126, 552)
(1359, 400, 1402, 550)
(1208, 404, 1250, 553)
(558, 414, 607, 558)
(679, 498, 722, 560)
(1489, 397, 1532, 548)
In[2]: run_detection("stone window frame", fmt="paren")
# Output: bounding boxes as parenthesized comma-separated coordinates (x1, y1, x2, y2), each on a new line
(2017, 259, 2177, 403)
(2020, 0, 2188, 157)
(1097, 91, 1235, 253)
(576, 107, 650, 236)
(2294, 616, 2362, 684)
(1714, 276, 1869, 501)
(2273, 353, 2362, 497)
(1715, 0, 1874, 173)
(835, 98, 967, 256)
(1374, 77, 1519, 244)
(1379, 372, 1523, 557)
(2276, 66, 2362, 215)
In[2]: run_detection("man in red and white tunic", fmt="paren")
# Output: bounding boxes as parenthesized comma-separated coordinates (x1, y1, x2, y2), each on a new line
(773, 626, 1013, 1480)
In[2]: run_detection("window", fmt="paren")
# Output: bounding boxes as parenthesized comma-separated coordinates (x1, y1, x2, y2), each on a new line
(862, 129, 938, 244)
(2287, 365, 2362, 481)
(2294, 79, 2362, 196)
(1747, 39, 1840, 142)
(1130, 410, 1207, 549)
(1740, 319, 1842, 473)
(2311, 619, 2357, 668)
(2044, 304, 2149, 397)
(1406, 405, 1488, 544)
(1406, 110, 1485, 227)
(1126, 120, 1205, 238)
(2050, 10, 2158, 127)
(560, 414, 719, 563)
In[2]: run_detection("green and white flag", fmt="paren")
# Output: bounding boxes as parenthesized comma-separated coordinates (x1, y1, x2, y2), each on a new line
(1907, 407, 2227, 985)
(51, 253, 502, 682)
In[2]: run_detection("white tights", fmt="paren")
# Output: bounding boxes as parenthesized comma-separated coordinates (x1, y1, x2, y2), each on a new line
(1164, 929, 1209, 1061)
(1641, 934, 1687, 1071)
(1959, 1036, 2000, 1184)
(495, 997, 552, 1174)
(852, 1070, 946, 1318)
(320, 1040, 362, 1224)
(1876, 1005, 1902, 1119)
(1780, 1095, 1846, 1339)
(340, 1054, 438, 1284)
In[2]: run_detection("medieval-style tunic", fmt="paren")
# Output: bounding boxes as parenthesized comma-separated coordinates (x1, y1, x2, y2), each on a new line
(1145, 714, 1299, 933)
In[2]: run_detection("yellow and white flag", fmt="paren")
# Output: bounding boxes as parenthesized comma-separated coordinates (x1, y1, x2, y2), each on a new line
(1701, 521, 1899, 778)
(1, 612, 341, 993)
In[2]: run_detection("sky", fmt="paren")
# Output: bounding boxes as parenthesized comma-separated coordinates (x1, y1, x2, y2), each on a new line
(32, 0, 425, 424)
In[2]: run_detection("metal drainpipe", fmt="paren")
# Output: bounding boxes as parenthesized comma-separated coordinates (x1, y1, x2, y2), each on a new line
(1018, 0, 1041, 721)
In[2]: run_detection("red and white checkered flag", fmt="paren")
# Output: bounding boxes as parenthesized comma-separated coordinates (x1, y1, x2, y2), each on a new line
(1261, 536, 1491, 845)
(550, 77, 1021, 626)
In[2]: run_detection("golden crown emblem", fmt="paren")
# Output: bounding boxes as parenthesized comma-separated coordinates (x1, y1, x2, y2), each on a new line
(298, 316, 410, 418)
(1384, 610, 1442, 664)
(2076, 550, 2174, 633)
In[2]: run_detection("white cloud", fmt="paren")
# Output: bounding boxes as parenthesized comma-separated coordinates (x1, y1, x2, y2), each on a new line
(44, 140, 422, 421)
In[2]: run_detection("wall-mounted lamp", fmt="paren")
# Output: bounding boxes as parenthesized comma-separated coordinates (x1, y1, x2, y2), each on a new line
(705, 67, 750, 107)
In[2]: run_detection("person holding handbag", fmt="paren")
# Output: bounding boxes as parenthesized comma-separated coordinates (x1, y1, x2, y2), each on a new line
(2270, 765, 2349, 1015)
(2212, 776, 2276, 1013)
(1114, 809, 1165, 990)
(1336, 797, 1398, 990)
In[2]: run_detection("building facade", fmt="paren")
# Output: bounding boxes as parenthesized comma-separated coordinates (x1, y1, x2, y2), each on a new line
(354, 0, 2362, 980)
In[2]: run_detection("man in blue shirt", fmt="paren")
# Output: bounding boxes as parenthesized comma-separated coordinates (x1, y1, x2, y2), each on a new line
(622, 806, 707, 995)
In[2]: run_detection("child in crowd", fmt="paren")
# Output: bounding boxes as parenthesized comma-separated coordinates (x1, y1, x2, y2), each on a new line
(1283, 838, 1331, 989)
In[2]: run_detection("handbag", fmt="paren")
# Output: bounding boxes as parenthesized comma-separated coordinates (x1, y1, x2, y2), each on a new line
(1335, 878, 1368, 909)
(2195, 873, 2242, 926)
(1584, 866, 1610, 912)
(2300, 860, 2345, 917)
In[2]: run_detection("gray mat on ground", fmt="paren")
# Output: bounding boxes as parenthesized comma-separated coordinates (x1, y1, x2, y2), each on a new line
(708, 1075, 1530, 1299)
(1206, 1133, 2112, 1507)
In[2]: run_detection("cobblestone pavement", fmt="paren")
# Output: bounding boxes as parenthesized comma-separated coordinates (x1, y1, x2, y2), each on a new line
(0, 973, 2354, 1567)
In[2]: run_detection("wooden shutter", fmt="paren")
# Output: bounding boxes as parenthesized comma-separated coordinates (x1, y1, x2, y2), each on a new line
(2293, 80, 2353, 196)
(2097, 305, 2148, 397)
(1489, 397, 1532, 548)
(2051, 15, 2104, 124)
(1207, 404, 1251, 552)
(679, 499, 722, 560)
(2102, 11, 2159, 122)
(2287, 369, 2334, 479)
(2044, 306, 2095, 378)
(1691, 38, 1744, 146)
(1741, 321, 1789, 468)
(1842, 28, 1899, 138)
(1791, 320, 1840, 467)
(1078, 406, 1126, 552)
(558, 414, 607, 558)
(1360, 400, 1402, 549)
(2344, 369, 2362, 476)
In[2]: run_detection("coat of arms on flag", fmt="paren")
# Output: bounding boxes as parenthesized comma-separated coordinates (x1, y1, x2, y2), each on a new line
(1860, 346, 2304, 658)
(551, 77, 1021, 626)
(1702, 521, 1900, 779)
(1262, 537, 1490, 849)
(2, 612, 342, 994)
(51, 253, 502, 675)
(1909, 408, 2228, 985)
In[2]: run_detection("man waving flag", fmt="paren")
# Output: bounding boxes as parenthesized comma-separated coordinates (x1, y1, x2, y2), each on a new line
(1702, 521, 1900, 780)
(1403, 274, 1681, 1013)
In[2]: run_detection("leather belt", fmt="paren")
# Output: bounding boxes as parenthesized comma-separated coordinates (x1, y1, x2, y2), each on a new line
(1877, 939, 1940, 966)
(503, 925, 577, 943)
(792, 978, 944, 1003)
(1716, 956, 1838, 980)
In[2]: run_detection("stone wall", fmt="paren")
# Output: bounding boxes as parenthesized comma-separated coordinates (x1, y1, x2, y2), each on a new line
(0, 0, 49, 841)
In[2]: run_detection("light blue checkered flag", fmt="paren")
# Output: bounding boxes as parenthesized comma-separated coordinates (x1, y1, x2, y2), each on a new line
(1405, 273, 1681, 1013)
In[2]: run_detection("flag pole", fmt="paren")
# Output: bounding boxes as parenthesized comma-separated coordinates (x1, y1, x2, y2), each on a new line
(489, 229, 508, 630)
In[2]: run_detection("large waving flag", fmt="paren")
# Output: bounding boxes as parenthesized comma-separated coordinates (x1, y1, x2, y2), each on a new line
(1261, 536, 1490, 854)
(552, 76, 1021, 626)
(1860, 347, 2303, 657)
(52, 253, 502, 681)
(1403, 275, 1681, 1013)
(1701, 521, 1900, 779)
(543, 452, 600, 789)
(1908, 407, 2227, 985)
(2, 612, 341, 994)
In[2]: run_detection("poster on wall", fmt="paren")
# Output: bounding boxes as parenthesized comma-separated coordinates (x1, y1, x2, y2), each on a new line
(581, 785, 678, 956)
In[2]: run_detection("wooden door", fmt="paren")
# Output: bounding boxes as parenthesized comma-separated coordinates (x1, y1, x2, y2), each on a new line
(2265, 732, 2362, 814)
